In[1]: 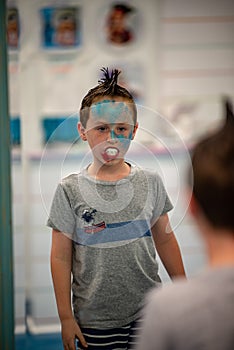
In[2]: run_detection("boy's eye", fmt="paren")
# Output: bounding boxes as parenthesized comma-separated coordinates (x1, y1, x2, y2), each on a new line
(96, 126, 108, 132)
(116, 127, 126, 132)
(94, 124, 130, 135)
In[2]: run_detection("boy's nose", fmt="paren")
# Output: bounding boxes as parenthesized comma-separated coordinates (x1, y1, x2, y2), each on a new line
(107, 129, 117, 142)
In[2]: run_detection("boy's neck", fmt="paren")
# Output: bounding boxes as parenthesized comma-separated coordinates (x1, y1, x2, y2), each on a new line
(87, 159, 131, 181)
(194, 211, 234, 268)
(205, 228, 234, 268)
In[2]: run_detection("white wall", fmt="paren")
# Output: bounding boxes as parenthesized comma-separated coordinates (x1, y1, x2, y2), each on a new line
(159, 0, 234, 142)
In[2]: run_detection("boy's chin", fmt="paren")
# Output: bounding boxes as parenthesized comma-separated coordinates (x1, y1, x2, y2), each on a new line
(100, 156, 124, 166)
(103, 157, 122, 165)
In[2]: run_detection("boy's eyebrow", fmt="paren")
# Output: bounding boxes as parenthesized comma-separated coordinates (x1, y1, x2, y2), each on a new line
(90, 121, 109, 127)
(90, 120, 132, 126)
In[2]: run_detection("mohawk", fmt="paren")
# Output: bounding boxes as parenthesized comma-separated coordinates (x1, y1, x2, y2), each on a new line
(99, 67, 120, 85)
(98, 67, 121, 95)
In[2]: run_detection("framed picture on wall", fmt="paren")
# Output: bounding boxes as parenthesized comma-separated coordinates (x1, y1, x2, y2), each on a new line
(40, 7, 81, 49)
(7, 7, 20, 49)
(105, 3, 135, 45)
(96, 1, 142, 49)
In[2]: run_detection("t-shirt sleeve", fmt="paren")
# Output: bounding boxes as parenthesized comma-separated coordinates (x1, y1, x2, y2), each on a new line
(47, 183, 76, 235)
(152, 174, 173, 221)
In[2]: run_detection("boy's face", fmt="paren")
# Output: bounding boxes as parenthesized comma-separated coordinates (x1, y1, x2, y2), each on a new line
(78, 97, 138, 166)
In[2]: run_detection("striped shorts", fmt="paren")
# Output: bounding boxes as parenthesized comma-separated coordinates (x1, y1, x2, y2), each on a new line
(78, 318, 142, 350)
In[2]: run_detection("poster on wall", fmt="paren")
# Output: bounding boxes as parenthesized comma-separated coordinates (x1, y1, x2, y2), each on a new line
(40, 7, 81, 49)
(7, 7, 20, 49)
(97, 2, 142, 49)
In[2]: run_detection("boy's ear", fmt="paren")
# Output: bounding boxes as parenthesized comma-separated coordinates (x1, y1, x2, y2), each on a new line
(189, 193, 201, 219)
(188, 192, 213, 232)
(78, 122, 87, 141)
(131, 122, 139, 140)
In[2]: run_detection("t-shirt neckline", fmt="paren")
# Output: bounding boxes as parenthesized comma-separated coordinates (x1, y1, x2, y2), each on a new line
(81, 162, 137, 185)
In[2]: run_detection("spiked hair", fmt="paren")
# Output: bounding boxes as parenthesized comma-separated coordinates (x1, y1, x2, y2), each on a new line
(79, 67, 137, 127)
(189, 97, 234, 230)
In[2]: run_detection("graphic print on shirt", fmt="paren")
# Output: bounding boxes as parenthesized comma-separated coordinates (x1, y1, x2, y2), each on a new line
(77, 204, 152, 247)
(82, 207, 106, 234)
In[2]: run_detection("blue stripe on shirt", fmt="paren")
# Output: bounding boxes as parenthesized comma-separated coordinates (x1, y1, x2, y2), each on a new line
(75, 220, 151, 246)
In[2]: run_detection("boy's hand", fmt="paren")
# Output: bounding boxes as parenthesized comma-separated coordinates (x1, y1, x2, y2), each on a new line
(61, 318, 88, 349)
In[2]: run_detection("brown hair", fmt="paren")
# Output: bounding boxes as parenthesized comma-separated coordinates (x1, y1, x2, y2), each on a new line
(189, 98, 234, 230)
(79, 67, 137, 127)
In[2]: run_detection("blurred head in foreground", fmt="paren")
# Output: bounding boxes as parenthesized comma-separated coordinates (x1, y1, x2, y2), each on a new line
(188, 98, 234, 249)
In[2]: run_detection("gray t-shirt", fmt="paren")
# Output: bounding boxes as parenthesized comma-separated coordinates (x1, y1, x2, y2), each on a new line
(47, 165, 173, 328)
(136, 266, 234, 350)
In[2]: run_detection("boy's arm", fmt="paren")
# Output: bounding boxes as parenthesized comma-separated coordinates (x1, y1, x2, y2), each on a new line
(50, 229, 88, 349)
(151, 214, 186, 279)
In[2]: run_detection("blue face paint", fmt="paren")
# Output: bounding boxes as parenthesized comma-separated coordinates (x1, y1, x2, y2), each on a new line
(90, 99, 134, 125)
(107, 127, 133, 146)
(108, 128, 128, 139)
(110, 129, 116, 139)
(120, 137, 131, 149)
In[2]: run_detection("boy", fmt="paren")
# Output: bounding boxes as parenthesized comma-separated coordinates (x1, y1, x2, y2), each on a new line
(48, 68, 185, 350)
(135, 99, 234, 350)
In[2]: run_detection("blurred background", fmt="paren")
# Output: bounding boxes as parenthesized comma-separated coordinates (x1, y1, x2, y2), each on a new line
(6, 0, 234, 348)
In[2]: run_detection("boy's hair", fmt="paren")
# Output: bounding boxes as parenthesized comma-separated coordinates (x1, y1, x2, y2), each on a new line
(189, 98, 234, 231)
(79, 67, 137, 128)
